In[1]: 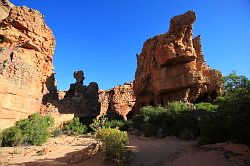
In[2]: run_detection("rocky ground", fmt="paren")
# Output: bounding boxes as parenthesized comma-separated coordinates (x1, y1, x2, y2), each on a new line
(0, 134, 249, 166)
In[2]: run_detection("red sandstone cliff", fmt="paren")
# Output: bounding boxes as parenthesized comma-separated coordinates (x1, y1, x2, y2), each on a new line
(133, 11, 222, 109)
(0, 2, 56, 129)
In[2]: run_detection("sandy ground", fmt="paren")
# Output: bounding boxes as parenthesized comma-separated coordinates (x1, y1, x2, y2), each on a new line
(0, 134, 249, 166)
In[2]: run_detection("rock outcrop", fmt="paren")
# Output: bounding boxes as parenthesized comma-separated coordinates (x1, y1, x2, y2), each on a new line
(0, 3, 56, 129)
(42, 70, 100, 119)
(99, 82, 135, 120)
(133, 10, 222, 109)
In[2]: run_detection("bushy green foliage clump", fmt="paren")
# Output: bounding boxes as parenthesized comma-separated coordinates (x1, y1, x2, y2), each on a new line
(89, 116, 110, 132)
(194, 102, 218, 112)
(167, 101, 190, 112)
(131, 105, 198, 138)
(199, 71, 250, 144)
(51, 128, 63, 138)
(89, 114, 131, 132)
(62, 118, 87, 136)
(96, 127, 130, 165)
(0, 113, 54, 147)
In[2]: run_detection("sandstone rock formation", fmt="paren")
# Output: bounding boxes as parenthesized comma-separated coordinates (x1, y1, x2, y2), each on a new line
(42, 70, 100, 119)
(133, 10, 222, 109)
(99, 82, 135, 120)
(0, 3, 56, 129)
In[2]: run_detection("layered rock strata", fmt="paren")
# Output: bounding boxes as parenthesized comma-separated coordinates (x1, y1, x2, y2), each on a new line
(0, 3, 56, 129)
(133, 10, 222, 109)
(99, 82, 135, 120)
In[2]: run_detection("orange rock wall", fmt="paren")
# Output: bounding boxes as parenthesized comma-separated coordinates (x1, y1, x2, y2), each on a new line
(0, 5, 56, 129)
(99, 83, 136, 120)
(134, 11, 222, 109)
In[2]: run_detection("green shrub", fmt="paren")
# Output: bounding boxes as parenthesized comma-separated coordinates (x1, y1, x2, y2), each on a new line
(1, 127, 24, 147)
(106, 120, 125, 129)
(167, 101, 190, 113)
(131, 114, 144, 130)
(0, 113, 54, 147)
(195, 102, 218, 112)
(16, 113, 54, 146)
(199, 72, 250, 144)
(51, 128, 63, 138)
(199, 117, 227, 144)
(63, 118, 87, 136)
(89, 116, 109, 132)
(106, 111, 123, 121)
(140, 106, 168, 137)
(132, 105, 198, 139)
(96, 128, 130, 165)
(173, 112, 198, 139)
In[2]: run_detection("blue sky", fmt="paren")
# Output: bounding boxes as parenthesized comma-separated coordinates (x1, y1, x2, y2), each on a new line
(11, 0, 250, 90)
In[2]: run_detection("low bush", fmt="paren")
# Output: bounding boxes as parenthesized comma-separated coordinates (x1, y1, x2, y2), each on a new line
(195, 102, 218, 112)
(199, 72, 250, 144)
(96, 127, 130, 165)
(139, 106, 170, 137)
(0, 127, 24, 147)
(106, 120, 125, 130)
(0, 113, 54, 147)
(106, 111, 124, 121)
(51, 128, 63, 138)
(167, 101, 190, 112)
(63, 118, 87, 136)
(89, 116, 109, 132)
(173, 112, 199, 140)
(132, 104, 198, 139)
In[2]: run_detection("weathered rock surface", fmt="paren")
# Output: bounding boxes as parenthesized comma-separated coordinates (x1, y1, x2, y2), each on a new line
(0, 3, 56, 129)
(134, 10, 222, 109)
(42, 70, 100, 119)
(98, 82, 136, 120)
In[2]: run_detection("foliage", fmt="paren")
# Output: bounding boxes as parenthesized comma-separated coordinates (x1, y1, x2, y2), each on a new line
(106, 120, 125, 130)
(195, 102, 218, 112)
(0, 113, 54, 147)
(200, 72, 250, 144)
(51, 128, 63, 138)
(139, 106, 170, 137)
(96, 128, 130, 165)
(167, 101, 190, 113)
(0, 127, 24, 147)
(106, 111, 124, 121)
(89, 116, 110, 132)
(131, 105, 198, 138)
(223, 70, 250, 94)
(173, 112, 199, 140)
(63, 118, 87, 136)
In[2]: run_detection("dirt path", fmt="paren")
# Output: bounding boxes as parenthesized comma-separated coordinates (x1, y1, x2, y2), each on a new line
(0, 134, 249, 166)
(128, 135, 250, 166)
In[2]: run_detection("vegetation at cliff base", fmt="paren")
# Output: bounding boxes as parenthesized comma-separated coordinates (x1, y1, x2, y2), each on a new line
(0, 113, 54, 147)
(199, 71, 250, 144)
(130, 72, 250, 144)
(96, 127, 130, 165)
(62, 117, 87, 136)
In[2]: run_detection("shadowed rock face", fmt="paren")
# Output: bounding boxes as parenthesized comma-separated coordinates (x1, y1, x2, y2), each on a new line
(133, 10, 222, 109)
(0, 4, 56, 129)
(42, 70, 100, 119)
(98, 82, 136, 120)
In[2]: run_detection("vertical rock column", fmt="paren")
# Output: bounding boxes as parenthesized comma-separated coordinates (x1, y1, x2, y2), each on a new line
(133, 11, 222, 110)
